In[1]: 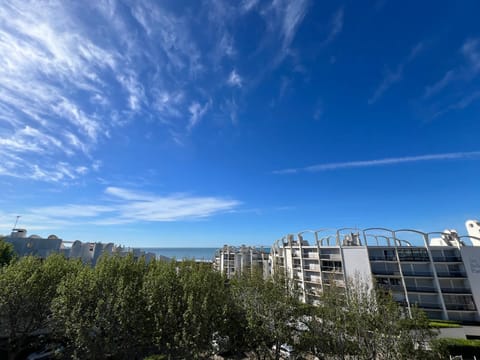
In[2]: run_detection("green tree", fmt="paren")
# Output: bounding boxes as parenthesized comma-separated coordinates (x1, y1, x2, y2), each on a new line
(299, 278, 438, 360)
(53, 254, 150, 360)
(0, 254, 79, 360)
(143, 260, 233, 359)
(231, 270, 302, 360)
(0, 236, 15, 267)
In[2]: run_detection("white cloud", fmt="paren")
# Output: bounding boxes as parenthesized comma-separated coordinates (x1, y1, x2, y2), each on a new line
(4, 187, 241, 229)
(228, 69, 243, 87)
(462, 38, 480, 73)
(424, 70, 456, 99)
(0, 1, 117, 181)
(261, 0, 310, 64)
(320, 7, 344, 46)
(0, 1, 219, 182)
(273, 151, 480, 174)
(369, 42, 423, 104)
(188, 100, 211, 130)
(281, 0, 310, 50)
(433, 91, 480, 119)
(368, 67, 403, 105)
(241, 0, 259, 12)
(424, 38, 480, 102)
(313, 100, 323, 120)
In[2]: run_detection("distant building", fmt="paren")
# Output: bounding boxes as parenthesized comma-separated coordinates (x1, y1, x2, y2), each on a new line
(4, 228, 155, 265)
(213, 245, 269, 278)
(270, 221, 480, 324)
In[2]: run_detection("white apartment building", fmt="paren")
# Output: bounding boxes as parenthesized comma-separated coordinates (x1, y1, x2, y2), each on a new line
(270, 220, 480, 324)
(214, 244, 269, 278)
(4, 228, 155, 265)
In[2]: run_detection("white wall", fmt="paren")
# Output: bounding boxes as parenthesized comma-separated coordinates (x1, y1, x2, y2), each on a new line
(459, 246, 480, 320)
(342, 247, 373, 287)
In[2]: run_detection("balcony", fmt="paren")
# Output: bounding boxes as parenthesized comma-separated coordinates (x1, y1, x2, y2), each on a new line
(319, 254, 341, 261)
(372, 269, 400, 276)
(445, 304, 477, 311)
(398, 256, 430, 262)
(378, 284, 404, 292)
(369, 255, 396, 261)
(406, 286, 437, 293)
(412, 302, 442, 310)
(436, 271, 467, 278)
(402, 271, 433, 277)
(441, 287, 472, 294)
(432, 256, 462, 262)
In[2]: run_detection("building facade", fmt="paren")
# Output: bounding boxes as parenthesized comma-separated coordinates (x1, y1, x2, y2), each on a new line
(270, 220, 480, 323)
(214, 245, 269, 278)
(4, 228, 155, 265)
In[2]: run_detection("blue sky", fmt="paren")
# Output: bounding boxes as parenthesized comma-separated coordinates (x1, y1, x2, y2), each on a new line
(0, 0, 479, 247)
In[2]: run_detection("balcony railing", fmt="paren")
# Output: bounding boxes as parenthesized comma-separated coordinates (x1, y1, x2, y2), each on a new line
(445, 304, 477, 311)
(436, 271, 467, 278)
(432, 256, 462, 262)
(377, 284, 404, 292)
(406, 286, 437, 293)
(398, 256, 430, 262)
(441, 287, 472, 294)
(319, 254, 341, 260)
(412, 302, 442, 309)
(402, 271, 433, 277)
(321, 267, 343, 273)
(372, 270, 400, 276)
(369, 255, 396, 261)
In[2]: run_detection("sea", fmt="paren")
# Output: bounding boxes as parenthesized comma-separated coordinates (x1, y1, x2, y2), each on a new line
(140, 248, 218, 261)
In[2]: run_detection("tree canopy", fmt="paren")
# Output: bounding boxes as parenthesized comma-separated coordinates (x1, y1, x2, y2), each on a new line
(0, 236, 15, 267)
(0, 253, 448, 359)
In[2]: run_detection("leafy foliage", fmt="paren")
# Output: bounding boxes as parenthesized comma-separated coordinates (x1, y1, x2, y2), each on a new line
(432, 338, 480, 359)
(298, 279, 438, 360)
(0, 255, 80, 359)
(230, 270, 302, 360)
(0, 253, 444, 359)
(0, 236, 16, 267)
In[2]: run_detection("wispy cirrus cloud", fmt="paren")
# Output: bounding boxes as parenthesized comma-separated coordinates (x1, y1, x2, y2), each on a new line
(227, 69, 243, 87)
(2, 187, 241, 229)
(424, 39, 480, 99)
(188, 100, 212, 130)
(424, 38, 480, 117)
(273, 151, 480, 174)
(0, 1, 227, 182)
(368, 42, 423, 104)
(261, 0, 310, 63)
(319, 7, 344, 46)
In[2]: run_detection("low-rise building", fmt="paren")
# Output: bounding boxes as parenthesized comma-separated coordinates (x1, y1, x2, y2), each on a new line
(4, 228, 155, 265)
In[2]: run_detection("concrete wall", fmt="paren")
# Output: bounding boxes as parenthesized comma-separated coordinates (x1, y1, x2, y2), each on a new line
(459, 246, 480, 321)
(342, 246, 373, 287)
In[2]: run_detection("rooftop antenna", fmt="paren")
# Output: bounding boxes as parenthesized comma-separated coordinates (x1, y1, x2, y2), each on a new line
(12, 215, 20, 230)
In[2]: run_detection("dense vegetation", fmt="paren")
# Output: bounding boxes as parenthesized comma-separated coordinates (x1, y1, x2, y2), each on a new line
(0, 248, 452, 359)
(0, 236, 15, 267)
